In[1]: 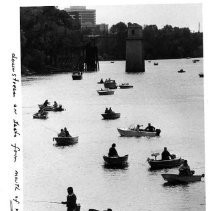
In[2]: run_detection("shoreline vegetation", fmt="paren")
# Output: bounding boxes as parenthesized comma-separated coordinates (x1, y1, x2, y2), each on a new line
(20, 6, 203, 76)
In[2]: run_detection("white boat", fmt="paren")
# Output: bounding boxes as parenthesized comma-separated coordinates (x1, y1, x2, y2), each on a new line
(53, 136, 78, 145)
(117, 128, 161, 137)
(97, 89, 114, 95)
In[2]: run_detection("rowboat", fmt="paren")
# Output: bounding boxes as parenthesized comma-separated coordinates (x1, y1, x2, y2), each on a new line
(148, 158, 184, 169)
(97, 89, 114, 95)
(33, 113, 48, 119)
(193, 59, 200, 63)
(199, 73, 204, 78)
(178, 69, 185, 73)
(103, 155, 128, 166)
(154, 62, 158, 65)
(53, 136, 78, 146)
(101, 112, 120, 120)
(104, 79, 117, 89)
(38, 104, 64, 111)
(161, 173, 204, 183)
(119, 83, 133, 89)
(117, 128, 161, 137)
(72, 72, 83, 80)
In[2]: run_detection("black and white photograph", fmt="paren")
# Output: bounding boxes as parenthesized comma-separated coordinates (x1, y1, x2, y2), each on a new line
(1, 0, 209, 211)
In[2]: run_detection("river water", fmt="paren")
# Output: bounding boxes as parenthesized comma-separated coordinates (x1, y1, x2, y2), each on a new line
(22, 59, 205, 211)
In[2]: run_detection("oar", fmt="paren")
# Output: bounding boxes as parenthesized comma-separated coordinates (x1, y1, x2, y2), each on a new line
(27, 200, 63, 204)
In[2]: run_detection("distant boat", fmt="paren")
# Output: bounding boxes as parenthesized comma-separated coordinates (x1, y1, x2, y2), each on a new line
(161, 173, 204, 183)
(104, 79, 117, 89)
(110, 61, 115, 63)
(119, 83, 133, 89)
(101, 112, 120, 120)
(38, 104, 64, 111)
(53, 136, 78, 146)
(103, 155, 128, 166)
(33, 113, 48, 119)
(148, 157, 184, 169)
(193, 59, 200, 63)
(154, 62, 158, 66)
(178, 69, 185, 73)
(148, 60, 151, 63)
(72, 71, 83, 80)
(117, 127, 161, 137)
(97, 89, 114, 95)
(199, 73, 204, 78)
(97, 79, 104, 84)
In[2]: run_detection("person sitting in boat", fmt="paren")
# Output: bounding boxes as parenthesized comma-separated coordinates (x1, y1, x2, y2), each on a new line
(108, 107, 113, 113)
(64, 127, 71, 137)
(62, 187, 77, 211)
(58, 129, 66, 137)
(108, 143, 119, 157)
(136, 124, 141, 132)
(145, 123, 155, 132)
(38, 109, 47, 116)
(43, 100, 49, 107)
(179, 160, 191, 176)
(161, 147, 172, 160)
(53, 101, 58, 108)
(105, 108, 109, 114)
(100, 78, 103, 83)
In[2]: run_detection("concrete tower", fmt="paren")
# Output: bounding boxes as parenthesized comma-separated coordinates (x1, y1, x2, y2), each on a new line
(126, 23, 145, 72)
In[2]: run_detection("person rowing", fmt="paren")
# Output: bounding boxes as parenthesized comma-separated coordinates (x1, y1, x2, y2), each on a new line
(62, 187, 77, 211)
(64, 127, 72, 137)
(108, 143, 119, 157)
(161, 147, 173, 160)
(179, 160, 192, 176)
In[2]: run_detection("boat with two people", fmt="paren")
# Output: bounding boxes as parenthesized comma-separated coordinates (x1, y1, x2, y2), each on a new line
(53, 127, 78, 146)
(72, 71, 83, 80)
(33, 110, 48, 119)
(104, 78, 117, 89)
(39, 100, 64, 112)
(101, 107, 120, 120)
(178, 69, 186, 73)
(103, 143, 128, 167)
(162, 160, 204, 183)
(97, 88, 114, 95)
(147, 147, 184, 169)
(119, 83, 133, 89)
(117, 123, 161, 137)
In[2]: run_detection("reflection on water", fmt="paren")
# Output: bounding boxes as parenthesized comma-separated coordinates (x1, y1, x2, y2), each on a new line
(22, 59, 205, 211)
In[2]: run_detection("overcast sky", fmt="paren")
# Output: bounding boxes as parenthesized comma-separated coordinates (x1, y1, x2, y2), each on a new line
(61, 4, 202, 32)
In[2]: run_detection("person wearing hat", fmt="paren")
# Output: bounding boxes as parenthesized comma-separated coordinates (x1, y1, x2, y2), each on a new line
(62, 187, 77, 211)
(108, 143, 119, 157)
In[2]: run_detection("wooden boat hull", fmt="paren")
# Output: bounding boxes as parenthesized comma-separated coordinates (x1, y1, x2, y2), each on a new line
(103, 155, 128, 166)
(97, 90, 114, 95)
(161, 174, 204, 183)
(119, 85, 133, 89)
(178, 71, 186, 73)
(117, 128, 161, 137)
(199, 73, 204, 78)
(97, 81, 104, 84)
(38, 105, 64, 111)
(148, 158, 184, 169)
(72, 75, 82, 80)
(53, 136, 78, 145)
(33, 114, 48, 119)
(102, 113, 120, 119)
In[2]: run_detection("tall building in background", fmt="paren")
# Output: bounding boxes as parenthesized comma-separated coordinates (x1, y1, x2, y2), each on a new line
(64, 6, 96, 29)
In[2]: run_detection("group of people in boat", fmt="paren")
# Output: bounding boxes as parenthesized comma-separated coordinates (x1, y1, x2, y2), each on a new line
(105, 107, 114, 114)
(58, 127, 72, 138)
(134, 123, 156, 132)
(161, 147, 192, 176)
(42, 100, 61, 109)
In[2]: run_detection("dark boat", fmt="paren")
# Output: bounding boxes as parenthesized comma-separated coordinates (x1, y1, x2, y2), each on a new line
(154, 62, 158, 65)
(193, 59, 200, 63)
(119, 83, 133, 89)
(178, 69, 185, 73)
(38, 104, 64, 112)
(33, 113, 48, 119)
(148, 158, 184, 169)
(199, 73, 204, 78)
(103, 155, 128, 166)
(97, 89, 114, 95)
(101, 112, 120, 120)
(53, 136, 78, 146)
(104, 79, 117, 89)
(162, 173, 204, 183)
(72, 71, 83, 80)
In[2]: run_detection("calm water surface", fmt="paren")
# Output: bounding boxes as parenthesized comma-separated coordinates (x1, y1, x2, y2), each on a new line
(22, 59, 205, 211)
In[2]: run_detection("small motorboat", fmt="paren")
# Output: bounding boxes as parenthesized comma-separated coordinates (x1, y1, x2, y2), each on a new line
(103, 155, 128, 166)
(178, 69, 185, 73)
(147, 153, 184, 169)
(199, 73, 204, 78)
(97, 89, 114, 95)
(154, 62, 158, 65)
(119, 83, 133, 89)
(104, 79, 117, 89)
(72, 71, 83, 80)
(193, 59, 200, 63)
(33, 113, 48, 119)
(38, 104, 64, 112)
(117, 127, 161, 137)
(53, 136, 78, 146)
(101, 112, 120, 120)
(161, 173, 204, 183)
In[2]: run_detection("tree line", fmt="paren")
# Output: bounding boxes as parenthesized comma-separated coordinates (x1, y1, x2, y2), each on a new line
(20, 7, 203, 74)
